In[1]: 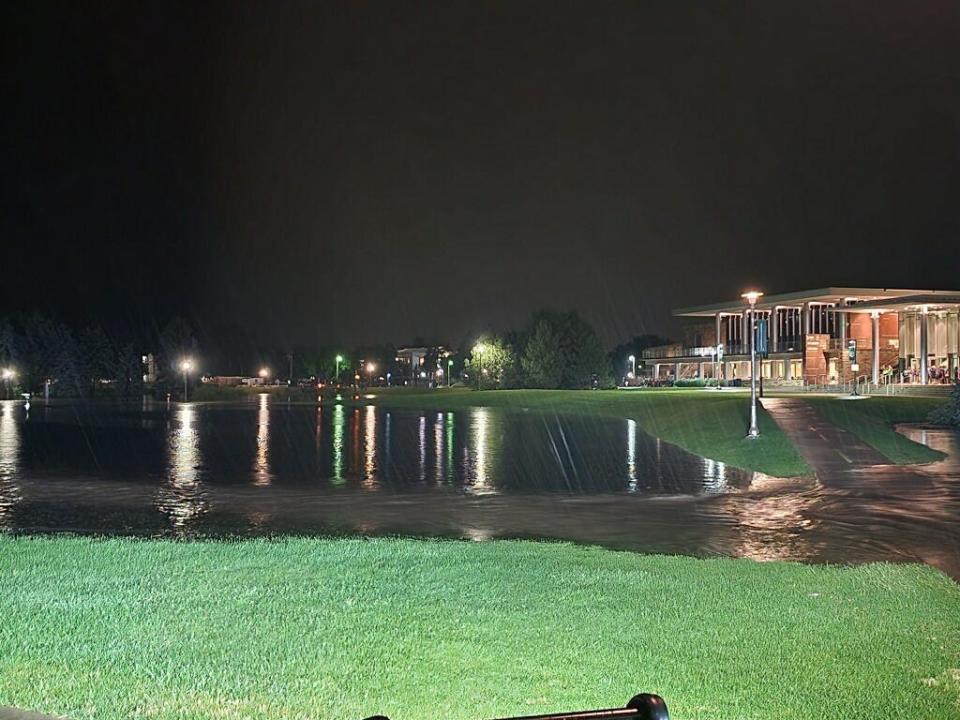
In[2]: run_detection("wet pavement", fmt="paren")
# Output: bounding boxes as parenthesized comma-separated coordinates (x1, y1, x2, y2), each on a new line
(760, 397, 888, 471)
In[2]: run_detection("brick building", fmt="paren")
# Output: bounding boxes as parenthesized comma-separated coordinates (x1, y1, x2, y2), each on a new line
(641, 287, 960, 385)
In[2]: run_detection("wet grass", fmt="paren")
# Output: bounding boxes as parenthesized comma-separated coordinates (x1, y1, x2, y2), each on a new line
(350, 387, 811, 476)
(804, 395, 947, 464)
(1, 536, 957, 720)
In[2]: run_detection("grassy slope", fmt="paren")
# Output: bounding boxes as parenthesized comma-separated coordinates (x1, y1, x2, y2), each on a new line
(804, 396, 946, 464)
(348, 387, 811, 476)
(1, 537, 957, 720)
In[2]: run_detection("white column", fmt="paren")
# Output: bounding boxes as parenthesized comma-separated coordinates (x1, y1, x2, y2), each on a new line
(920, 309, 929, 384)
(871, 312, 880, 385)
(771, 307, 779, 350)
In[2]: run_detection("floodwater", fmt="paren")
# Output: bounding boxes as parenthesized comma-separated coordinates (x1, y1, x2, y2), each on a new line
(1, 396, 959, 579)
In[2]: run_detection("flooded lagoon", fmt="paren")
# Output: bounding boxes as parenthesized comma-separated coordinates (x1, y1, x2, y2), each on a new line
(1, 397, 959, 578)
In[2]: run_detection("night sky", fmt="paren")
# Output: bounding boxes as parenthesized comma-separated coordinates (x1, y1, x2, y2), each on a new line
(4, 2, 959, 351)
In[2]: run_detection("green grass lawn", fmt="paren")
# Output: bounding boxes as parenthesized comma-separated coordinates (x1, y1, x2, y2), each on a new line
(1, 537, 957, 720)
(804, 395, 947, 464)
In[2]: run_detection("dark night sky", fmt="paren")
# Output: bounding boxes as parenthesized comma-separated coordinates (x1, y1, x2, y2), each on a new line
(4, 1, 959, 353)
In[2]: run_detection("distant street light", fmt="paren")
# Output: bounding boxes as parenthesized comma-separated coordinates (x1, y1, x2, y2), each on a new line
(628, 354, 636, 379)
(447, 358, 454, 387)
(474, 343, 486, 390)
(1, 368, 15, 400)
(259, 367, 270, 384)
(335, 355, 343, 383)
(366, 362, 376, 385)
(180, 359, 194, 401)
(741, 290, 763, 438)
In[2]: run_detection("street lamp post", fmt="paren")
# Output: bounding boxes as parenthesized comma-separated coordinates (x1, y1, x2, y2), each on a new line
(741, 291, 763, 438)
(366, 362, 376, 386)
(335, 355, 343, 383)
(259, 367, 270, 385)
(628, 354, 636, 380)
(448, 358, 453, 387)
(180, 359, 193, 402)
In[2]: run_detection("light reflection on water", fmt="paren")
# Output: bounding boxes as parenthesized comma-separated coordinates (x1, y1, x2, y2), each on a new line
(254, 393, 271, 487)
(155, 403, 208, 530)
(4, 397, 960, 578)
(0, 401, 22, 522)
(332, 403, 344, 483)
(363, 405, 376, 488)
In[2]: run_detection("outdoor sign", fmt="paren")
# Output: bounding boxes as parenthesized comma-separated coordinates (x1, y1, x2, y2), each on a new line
(755, 318, 768, 357)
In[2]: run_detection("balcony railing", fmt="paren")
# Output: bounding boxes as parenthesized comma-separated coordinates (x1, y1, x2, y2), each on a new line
(641, 340, 804, 360)
(642, 345, 720, 359)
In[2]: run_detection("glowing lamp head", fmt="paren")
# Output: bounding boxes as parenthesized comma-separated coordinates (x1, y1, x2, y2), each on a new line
(258, 367, 269, 378)
(1, 368, 15, 380)
(628, 354, 635, 362)
(336, 354, 344, 363)
(474, 343, 486, 355)
(366, 362, 376, 373)
(741, 290, 763, 306)
(180, 359, 193, 373)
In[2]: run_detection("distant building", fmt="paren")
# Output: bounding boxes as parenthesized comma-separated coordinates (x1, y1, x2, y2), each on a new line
(643, 287, 960, 386)
(141, 354, 158, 384)
(201, 376, 266, 387)
(395, 345, 453, 384)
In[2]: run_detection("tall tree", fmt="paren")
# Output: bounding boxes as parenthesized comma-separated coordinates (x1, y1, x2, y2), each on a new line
(80, 326, 116, 396)
(21, 313, 84, 396)
(522, 309, 610, 389)
(117, 343, 144, 397)
(465, 334, 518, 390)
(521, 320, 564, 388)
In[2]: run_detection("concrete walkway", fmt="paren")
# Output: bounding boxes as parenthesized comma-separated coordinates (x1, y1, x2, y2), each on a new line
(0, 709, 66, 720)
(759, 397, 888, 478)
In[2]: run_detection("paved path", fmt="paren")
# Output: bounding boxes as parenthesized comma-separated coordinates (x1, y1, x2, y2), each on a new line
(759, 397, 888, 478)
(0, 709, 66, 720)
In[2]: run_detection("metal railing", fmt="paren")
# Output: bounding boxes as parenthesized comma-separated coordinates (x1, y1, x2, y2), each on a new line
(362, 693, 669, 720)
(641, 346, 716, 360)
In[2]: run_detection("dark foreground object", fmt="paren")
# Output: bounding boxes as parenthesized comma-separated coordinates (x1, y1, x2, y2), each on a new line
(363, 693, 669, 720)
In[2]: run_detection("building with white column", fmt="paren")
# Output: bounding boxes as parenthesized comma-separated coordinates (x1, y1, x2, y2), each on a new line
(640, 287, 960, 386)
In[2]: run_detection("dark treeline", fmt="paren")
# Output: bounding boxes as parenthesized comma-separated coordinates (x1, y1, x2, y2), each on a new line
(464, 310, 670, 390)
(0, 313, 197, 398)
(0, 309, 671, 397)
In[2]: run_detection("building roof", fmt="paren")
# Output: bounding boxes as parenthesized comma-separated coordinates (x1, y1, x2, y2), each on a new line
(840, 294, 960, 313)
(673, 287, 960, 317)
